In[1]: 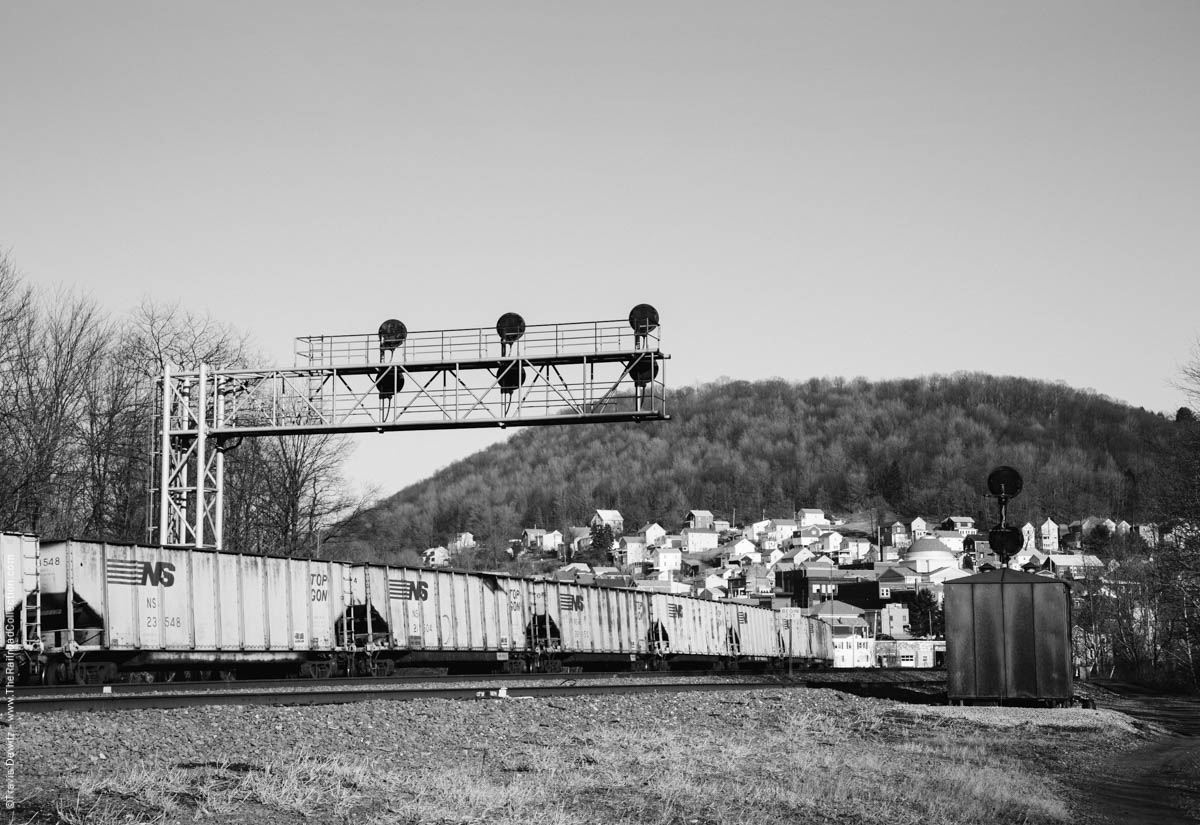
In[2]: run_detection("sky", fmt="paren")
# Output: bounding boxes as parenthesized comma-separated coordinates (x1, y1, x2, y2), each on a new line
(4, 2, 1199, 499)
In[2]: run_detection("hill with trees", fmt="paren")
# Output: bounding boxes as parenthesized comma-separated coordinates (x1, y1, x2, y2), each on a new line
(334, 373, 1184, 558)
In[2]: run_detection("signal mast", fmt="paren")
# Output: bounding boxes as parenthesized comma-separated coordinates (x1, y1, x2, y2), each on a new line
(151, 305, 669, 550)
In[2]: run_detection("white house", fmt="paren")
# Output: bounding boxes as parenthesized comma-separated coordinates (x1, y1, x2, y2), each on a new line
(591, 510, 624, 534)
(638, 522, 667, 547)
(798, 509, 830, 528)
(1039, 518, 1060, 553)
(617, 535, 648, 566)
(423, 546, 450, 566)
(449, 532, 475, 553)
(840, 535, 872, 564)
(905, 517, 931, 541)
(719, 537, 757, 561)
(815, 530, 843, 557)
(1048, 554, 1105, 578)
(651, 545, 682, 575)
(767, 519, 799, 544)
(743, 519, 771, 541)
(682, 527, 720, 553)
(887, 521, 911, 549)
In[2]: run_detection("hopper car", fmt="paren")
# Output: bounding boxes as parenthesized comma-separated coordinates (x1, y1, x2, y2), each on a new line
(3, 534, 835, 685)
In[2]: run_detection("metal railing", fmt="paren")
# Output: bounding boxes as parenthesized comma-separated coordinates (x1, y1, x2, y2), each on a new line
(294, 319, 661, 367)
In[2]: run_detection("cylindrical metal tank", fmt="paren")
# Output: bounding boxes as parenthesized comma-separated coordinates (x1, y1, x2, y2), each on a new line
(944, 569, 1073, 705)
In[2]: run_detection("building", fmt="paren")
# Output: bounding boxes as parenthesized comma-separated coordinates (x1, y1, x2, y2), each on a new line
(591, 510, 624, 534)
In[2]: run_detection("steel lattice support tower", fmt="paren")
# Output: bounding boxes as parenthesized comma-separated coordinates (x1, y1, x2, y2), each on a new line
(151, 314, 669, 549)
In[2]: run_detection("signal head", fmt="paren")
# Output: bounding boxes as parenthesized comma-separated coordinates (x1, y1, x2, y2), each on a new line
(628, 303, 660, 334)
(496, 312, 526, 344)
(986, 466, 1023, 499)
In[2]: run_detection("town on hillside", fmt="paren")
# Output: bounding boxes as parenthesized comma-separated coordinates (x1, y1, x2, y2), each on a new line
(417, 508, 1176, 669)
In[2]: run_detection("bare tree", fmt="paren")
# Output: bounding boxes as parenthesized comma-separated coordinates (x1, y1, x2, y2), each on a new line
(0, 279, 110, 534)
(223, 431, 359, 556)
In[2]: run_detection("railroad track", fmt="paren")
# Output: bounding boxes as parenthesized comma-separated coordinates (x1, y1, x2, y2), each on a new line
(13, 669, 949, 713)
(15, 674, 803, 713)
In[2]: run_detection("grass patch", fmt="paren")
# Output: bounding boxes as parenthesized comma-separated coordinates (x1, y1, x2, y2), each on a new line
(20, 698, 1117, 824)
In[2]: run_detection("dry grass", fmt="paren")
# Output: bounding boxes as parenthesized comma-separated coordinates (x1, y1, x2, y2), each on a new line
(19, 694, 1133, 825)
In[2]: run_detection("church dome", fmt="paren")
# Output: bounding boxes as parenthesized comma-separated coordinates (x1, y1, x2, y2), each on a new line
(902, 538, 958, 572)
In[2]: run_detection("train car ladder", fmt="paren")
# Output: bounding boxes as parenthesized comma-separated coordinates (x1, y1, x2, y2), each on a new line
(341, 564, 355, 650)
(22, 542, 40, 649)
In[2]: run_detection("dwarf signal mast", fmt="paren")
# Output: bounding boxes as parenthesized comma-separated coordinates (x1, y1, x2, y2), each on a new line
(150, 307, 669, 550)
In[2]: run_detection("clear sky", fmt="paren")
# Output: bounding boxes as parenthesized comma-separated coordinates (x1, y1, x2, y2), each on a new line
(4, 2, 1199, 499)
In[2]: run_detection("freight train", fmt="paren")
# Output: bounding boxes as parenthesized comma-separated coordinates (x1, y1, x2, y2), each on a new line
(2, 533, 836, 685)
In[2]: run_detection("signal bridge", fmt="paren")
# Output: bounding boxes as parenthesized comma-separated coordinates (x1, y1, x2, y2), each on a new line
(152, 307, 669, 550)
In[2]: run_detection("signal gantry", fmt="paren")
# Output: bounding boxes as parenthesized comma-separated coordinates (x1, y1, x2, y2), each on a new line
(151, 307, 669, 550)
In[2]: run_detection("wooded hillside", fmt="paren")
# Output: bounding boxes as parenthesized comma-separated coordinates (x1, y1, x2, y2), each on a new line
(335, 374, 1181, 556)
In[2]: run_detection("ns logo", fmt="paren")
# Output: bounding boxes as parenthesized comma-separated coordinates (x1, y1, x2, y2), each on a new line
(109, 560, 177, 587)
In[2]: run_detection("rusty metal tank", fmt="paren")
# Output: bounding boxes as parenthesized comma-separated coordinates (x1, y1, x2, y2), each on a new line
(944, 568, 1073, 705)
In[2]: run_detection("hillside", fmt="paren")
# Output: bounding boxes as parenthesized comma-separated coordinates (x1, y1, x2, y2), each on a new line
(333, 373, 1181, 556)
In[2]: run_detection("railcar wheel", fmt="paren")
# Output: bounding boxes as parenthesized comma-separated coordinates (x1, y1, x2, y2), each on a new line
(43, 658, 69, 685)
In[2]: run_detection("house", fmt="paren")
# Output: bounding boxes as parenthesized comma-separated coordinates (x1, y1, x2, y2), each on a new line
(798, 508, 830, 528)
(767, 518, 799, 544)
(681, 527, 720, 553)
(789, 525, 824, 548)
(875, 602, 911, 639)
(1047, 554, 1105, 578)
(1136, 523, 1159, 546)
(940, 516, 977, 536)
(651, 545, 682, 575)
(840, 535, 872, 564)
(683, 510, 714, 530)
(815, 530, 843, 557)
(1011, 549, 1048, 571)
(448, 532, 475, 553)
(616, 535, 648, 566)
(905, 516, 931, 541)
(521, 528, 562, 554)
(591, 510, 624, 534)
(877, 566, 917, 600)
(712, 518, 732, 533)
(930, 530, 965, 555)
(1114, 520, 1132, 536)
(887, 521, 911, 549)
(422, 546, 450, 567)
(567, 526, 592, 556)
(638, 522, 667, 547)
(1039, 518, 1060, 553)
(719, 537, 758, 563)
(743, 519, 771, 541)
(805, 600, 874, 668)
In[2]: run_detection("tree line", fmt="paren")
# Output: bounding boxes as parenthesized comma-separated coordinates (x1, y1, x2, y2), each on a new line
(337, 373, 1183, 556)
(0, 250, 360, 554)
